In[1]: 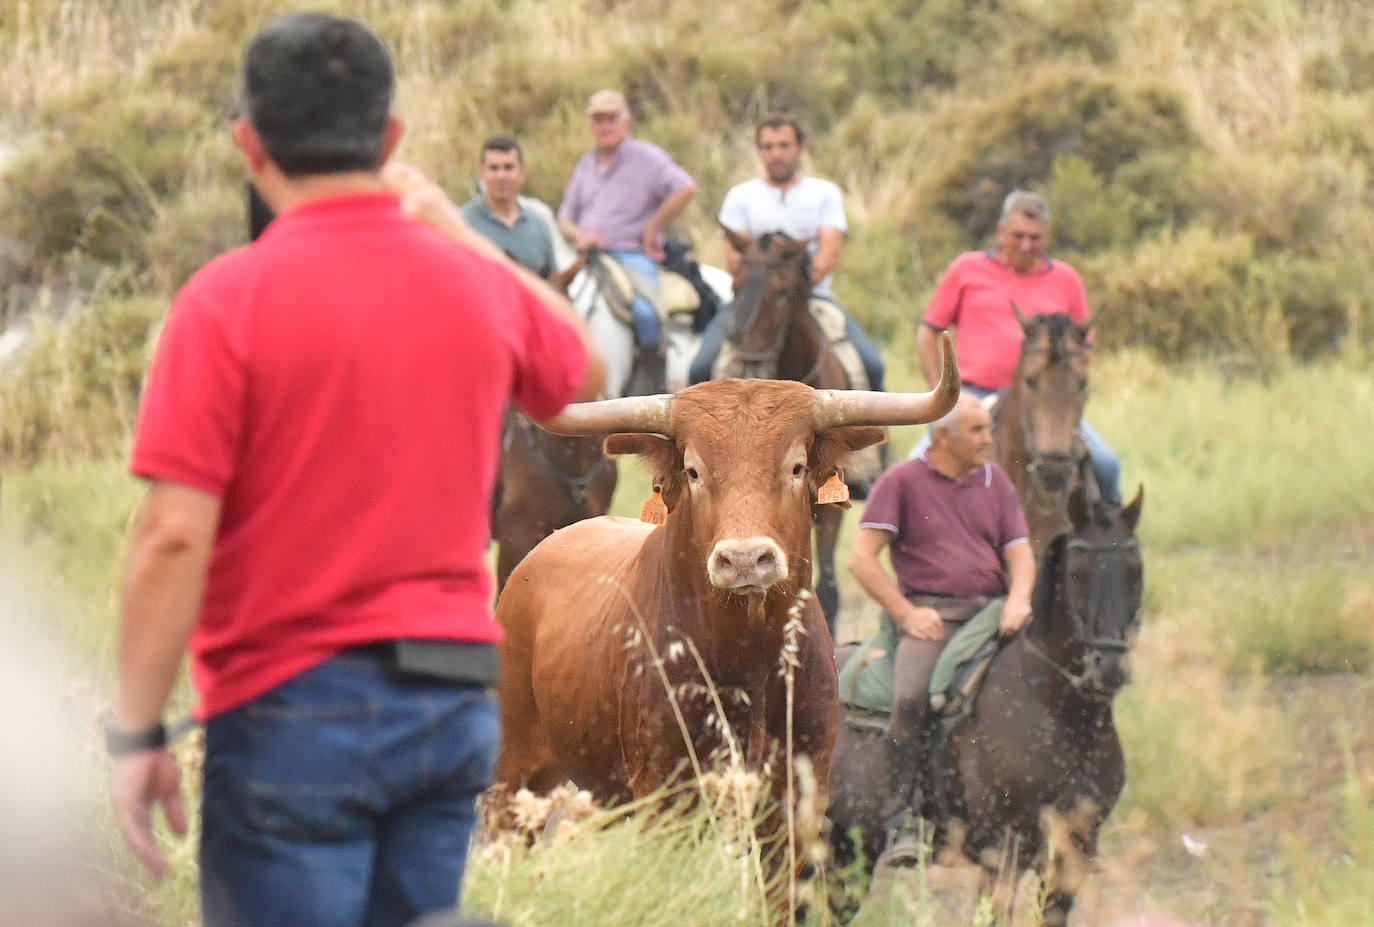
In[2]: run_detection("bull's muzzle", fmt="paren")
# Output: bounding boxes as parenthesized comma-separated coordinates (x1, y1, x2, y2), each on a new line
(707, 537, 788, 592)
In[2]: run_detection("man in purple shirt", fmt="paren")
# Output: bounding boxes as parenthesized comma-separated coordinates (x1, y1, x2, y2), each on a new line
(848, 391, 1035, 864)
(558, 89, 697, 390)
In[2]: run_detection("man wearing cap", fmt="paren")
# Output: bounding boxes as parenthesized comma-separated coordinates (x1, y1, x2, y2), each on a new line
(460, 135, 557, 278)
(558, 89, 697, 392)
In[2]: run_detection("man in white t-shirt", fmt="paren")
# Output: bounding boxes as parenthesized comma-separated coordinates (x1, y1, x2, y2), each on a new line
(689, 114, 885, 389)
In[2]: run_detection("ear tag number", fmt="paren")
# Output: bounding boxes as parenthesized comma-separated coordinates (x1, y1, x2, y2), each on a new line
(640, 485, 668, 524)
(817, 472, 850, 505)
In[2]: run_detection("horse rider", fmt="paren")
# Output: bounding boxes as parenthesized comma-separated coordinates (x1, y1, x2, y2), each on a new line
(689, 113, 886, 391)
(461, 135, 558, 279)
(847, 391, 1035, 866)
(913, 189, 1121, 503)
(558, 89, 698, 393)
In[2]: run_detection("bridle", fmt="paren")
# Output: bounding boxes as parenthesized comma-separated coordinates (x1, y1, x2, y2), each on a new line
(505, 416, 614, 510)
(1015, 340, 1089, 505)
(1022, 535, 1141, 700)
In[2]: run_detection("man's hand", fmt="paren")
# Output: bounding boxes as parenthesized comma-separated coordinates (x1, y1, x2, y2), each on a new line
(571, 227, 607, 252)
(641, 226, 665, 262)
(111, 749, 187, 879)
(896, 604, 944, 641)
(1000, 596, 1033, 636)
(380, 162, 499, 257)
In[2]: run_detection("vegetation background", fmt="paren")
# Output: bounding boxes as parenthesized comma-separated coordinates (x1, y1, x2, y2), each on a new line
(0, 0, 1371, 924)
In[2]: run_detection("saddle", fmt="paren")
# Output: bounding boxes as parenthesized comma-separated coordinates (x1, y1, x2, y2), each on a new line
(587, 252, 701, 329)
(838, 597, 1005, 722)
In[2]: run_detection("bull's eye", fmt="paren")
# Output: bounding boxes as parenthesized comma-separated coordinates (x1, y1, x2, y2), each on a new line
(792, 463, 805, 476)
(686, 467, 700, 481)
(1025, 374, 1039, 391)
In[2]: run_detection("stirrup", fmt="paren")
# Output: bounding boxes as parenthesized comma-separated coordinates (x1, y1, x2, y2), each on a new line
(879, 810, 927, 869)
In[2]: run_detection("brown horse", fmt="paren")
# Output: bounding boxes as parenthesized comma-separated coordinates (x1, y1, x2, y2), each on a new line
(826, 485, 1144, 925)
(716, 229, 857, 633)
(993, 308, 1096, 554)
(492, 412, 617, 591)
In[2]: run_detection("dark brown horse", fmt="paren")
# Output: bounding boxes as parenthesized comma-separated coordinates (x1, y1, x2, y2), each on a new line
(827, 485, 1144, 925)
(716, 229, 857, 633)
(993, 308, 1096, 554)
(492, 412, 617, 591)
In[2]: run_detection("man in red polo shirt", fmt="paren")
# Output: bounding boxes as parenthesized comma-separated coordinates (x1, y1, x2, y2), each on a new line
(913, 191, 1121, 503)
(848, 392, 1035, 865)
(107, 13, 604, 927)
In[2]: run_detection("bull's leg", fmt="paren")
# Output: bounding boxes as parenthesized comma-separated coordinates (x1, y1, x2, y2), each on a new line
(812, 504, 843, 638)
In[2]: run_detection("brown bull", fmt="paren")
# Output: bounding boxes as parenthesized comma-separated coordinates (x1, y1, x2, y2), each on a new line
(490, 336, 957, 902)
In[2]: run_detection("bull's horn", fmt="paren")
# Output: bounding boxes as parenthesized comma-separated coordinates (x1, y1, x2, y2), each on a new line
(813, 330, 959, 427)
(537, 393, 675, 437)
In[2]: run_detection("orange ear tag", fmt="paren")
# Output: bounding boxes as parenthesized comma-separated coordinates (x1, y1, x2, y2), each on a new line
(817, 472, 850, 505)
(640, 485, 668, 524)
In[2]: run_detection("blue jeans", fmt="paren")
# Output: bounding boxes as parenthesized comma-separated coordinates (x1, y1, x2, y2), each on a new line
(909, 384, 1121, 504)
(688, 296, 886, 391)
(607, 249, 661, 348)
(200, 647, 499, 927)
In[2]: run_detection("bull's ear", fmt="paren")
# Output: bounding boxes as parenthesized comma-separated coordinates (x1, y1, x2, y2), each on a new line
(810, 426, 886, 487)
(604, 433, 686, 510)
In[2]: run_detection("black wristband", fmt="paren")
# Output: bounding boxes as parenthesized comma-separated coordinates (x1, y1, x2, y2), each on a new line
(104, 716, 167, 757)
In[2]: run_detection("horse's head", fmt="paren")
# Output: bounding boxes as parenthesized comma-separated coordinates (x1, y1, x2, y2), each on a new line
(721, 229, 813, 379)
(1011, 306, 1091, 495)
(1034, 484, 1144, 699)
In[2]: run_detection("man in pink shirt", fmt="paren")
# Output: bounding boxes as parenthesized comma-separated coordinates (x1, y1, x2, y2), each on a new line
(914, 191, 1120, 502)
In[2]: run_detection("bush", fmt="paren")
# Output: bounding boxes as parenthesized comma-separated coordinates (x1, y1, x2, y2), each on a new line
(0, 293, 162, 466)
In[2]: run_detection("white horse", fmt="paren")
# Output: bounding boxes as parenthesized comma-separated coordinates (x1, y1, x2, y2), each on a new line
(521, 196, 733, 398)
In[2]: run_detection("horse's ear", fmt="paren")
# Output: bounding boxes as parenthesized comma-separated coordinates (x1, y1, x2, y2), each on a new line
(1121, 484, 1144, 534)
(1032, 534, 1065, 622)
(1067, 483, 1092, 533)
(1011, 301, 1031, 331)
(604, 434, 686, 509)
(810, 426, 886, 488)
(720, 224, 750, 256)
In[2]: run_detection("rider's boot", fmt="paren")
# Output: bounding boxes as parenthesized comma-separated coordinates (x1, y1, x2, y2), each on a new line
(633, 345, 667, 395)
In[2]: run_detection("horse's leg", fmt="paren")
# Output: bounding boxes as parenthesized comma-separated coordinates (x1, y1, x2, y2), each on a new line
(812, 504, 842, 639)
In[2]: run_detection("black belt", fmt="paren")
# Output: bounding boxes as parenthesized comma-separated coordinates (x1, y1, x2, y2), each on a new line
(354, 640, 499, 686)
(904, 593, 991, 623)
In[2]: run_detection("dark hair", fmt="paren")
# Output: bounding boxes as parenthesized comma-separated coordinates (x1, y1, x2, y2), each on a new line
(480, 135, 524, 164)
(754, 113, 806, 147)
(238, 13, 394, 177)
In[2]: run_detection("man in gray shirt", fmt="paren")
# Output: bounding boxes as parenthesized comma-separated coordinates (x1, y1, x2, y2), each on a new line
(460, 136, 557, 278)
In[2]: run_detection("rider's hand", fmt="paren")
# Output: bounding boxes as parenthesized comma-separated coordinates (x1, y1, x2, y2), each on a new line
(574, 228, 607, 252)
(642, 227, 665, 262)
(1000, 596, 1033, 636)
(896, 605, 944, 641)
(111, 748, 186, 879)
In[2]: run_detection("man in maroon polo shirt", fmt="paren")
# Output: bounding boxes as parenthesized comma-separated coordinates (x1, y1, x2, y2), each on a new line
(848, 391, 1035, 864)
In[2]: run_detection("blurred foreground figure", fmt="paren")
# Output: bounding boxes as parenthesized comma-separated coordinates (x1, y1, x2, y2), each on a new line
(108, 12, 602, 927)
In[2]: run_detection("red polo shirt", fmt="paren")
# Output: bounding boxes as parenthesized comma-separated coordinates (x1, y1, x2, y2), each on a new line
(923, 250, 1091, 390)
(130, 192, 587, 719)
(859, 456, 1028, 598)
